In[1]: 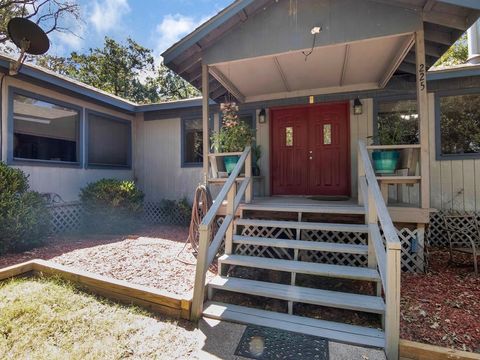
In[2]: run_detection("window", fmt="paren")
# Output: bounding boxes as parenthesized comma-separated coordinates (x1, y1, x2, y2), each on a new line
(437, 92, 480, 158)
(87, 112, 131, 167)
(12, 92, 80, 163)
(376, 99, 418, 144)
(182, 118, 203, 166)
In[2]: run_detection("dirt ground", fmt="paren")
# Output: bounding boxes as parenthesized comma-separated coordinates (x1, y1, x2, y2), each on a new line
(0, 225, 215, 298)
(1, 230, 479, 352)
(401, 249, 480, 353)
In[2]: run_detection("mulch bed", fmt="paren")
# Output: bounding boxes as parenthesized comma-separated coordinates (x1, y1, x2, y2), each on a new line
(0, 225, 215, 298)
(401, 249, 480, 353)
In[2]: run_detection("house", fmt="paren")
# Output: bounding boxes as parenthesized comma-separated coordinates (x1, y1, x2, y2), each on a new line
(1, 0, 480, 358)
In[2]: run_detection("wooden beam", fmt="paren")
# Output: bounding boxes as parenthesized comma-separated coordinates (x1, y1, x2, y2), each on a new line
(423, 10, 469, 30)
(340, 44, 350, 87)
(176, 53, 202, 76)
(415, 30, 431, 210)
(423, 0, 436, 12)
(398, 63, 417, 74)
(202, 64, 210, 184)
(400, 339, 480, 360)
(379, 34, 415, 88)
(209, 66, 246, 103)
(273, 56, 291, 92)
(424, 28, 453, 45)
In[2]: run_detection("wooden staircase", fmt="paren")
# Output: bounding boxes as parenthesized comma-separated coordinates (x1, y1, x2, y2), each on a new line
(192, 143, 401, 359)
(203, 205, 387, 349)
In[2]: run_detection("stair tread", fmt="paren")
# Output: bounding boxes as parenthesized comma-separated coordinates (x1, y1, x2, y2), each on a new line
(218, 254, 380, 282)
(232, 235, 369, 254)
(235, 219, 369, 232)
(203, 301, 385, 348)
(209, 276, 385, 313)
(240, 203, 365, 215)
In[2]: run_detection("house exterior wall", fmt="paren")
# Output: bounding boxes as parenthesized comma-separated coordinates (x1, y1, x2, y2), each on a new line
(134, 116, 203, 202)
(0, 75, 135, 202)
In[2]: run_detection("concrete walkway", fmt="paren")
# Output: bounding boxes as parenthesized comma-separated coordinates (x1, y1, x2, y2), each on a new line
(197, 318, 386, 360)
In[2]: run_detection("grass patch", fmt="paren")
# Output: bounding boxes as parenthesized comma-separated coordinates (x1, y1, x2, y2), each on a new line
(0, 276, 198, 359)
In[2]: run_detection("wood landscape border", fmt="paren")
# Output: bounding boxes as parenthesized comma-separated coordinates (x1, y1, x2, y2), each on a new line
(400, 340, 480, 360)
(0, 260, 192, 320)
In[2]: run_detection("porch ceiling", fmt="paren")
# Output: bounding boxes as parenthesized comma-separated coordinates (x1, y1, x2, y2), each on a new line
(162, 0, 480, 102)
(211, 34, 414, 103)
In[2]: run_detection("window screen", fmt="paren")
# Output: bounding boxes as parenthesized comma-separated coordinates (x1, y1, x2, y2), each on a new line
(183, 118, 203, 165)
(88, 112, 131, 167)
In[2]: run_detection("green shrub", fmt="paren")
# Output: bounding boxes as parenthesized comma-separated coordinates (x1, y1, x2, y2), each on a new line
(0, 163, 51, 255)
(80, 179, 144, 233)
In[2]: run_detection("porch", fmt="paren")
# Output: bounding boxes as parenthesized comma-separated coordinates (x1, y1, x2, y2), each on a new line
(161, 1, 480, 359)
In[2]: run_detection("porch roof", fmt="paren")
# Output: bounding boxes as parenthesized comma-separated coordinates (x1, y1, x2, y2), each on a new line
(162, 0, 480, 103)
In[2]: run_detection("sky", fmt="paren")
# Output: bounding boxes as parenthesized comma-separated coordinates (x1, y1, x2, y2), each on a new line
(48, 0, 232, 60)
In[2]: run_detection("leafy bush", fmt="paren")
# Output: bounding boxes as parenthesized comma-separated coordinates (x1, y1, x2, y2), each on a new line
(0, 163, 50, 255)
(80, 179, 144, 233)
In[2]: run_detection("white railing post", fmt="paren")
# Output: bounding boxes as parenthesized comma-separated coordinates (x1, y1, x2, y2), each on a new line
(245, 150, 253, 203)
(191, 224, 211, 321)
(367, 187, 378, 270)
(358, 150, 365, 206)
(385, 246, 401, 360)
(225, 181, 237, 254)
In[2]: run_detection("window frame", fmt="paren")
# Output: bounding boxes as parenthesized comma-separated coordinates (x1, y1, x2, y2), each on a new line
(372, 94, 418, 145)
(8, 87, 83, 168)
(435, 88, 480, 161)
(181, 115, 205, 168)
(85, 109, 132, 169)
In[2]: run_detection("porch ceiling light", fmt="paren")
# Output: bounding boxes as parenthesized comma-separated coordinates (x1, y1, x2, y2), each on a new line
(353, 98, 363, 115)
(259, 109, 267, 124)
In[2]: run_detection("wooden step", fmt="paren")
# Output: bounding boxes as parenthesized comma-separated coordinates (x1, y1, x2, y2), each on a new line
(203, 302, 385, 348)
(208, 276, 385, 314)
(232, 235, 369, 254)
(235, 219, 369, 233)
(240, 203, 365, 215)
(218, 255, 380, 282)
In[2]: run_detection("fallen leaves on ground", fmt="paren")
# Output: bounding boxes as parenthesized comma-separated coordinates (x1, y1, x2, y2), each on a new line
(401, 249, 480, 353)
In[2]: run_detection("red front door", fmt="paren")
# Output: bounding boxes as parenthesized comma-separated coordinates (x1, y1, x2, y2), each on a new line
(271, 103, 350, 196)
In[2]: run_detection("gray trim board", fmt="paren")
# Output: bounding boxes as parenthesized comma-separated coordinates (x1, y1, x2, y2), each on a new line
(85, 109, 133, 169)
(8, 86, 83, 168)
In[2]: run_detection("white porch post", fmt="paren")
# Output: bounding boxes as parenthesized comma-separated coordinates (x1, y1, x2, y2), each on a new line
(202, 64, 210, 184)
(415, 30, 430, 209)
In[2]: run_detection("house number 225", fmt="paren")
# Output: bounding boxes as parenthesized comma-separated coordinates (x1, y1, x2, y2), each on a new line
(418, 63, 426, 91)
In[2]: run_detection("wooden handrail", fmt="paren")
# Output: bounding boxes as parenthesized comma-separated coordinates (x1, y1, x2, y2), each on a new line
(191, 146, 252, 320)
(358, 140, 401, 359)
(358, 141, 401, 250)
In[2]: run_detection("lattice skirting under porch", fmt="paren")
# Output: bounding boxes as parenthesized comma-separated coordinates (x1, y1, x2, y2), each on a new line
(143, 201, 190, 226)
(237, 224, 426, 273)
(48, 202, 85, 234)
(48, 201, 191, 234)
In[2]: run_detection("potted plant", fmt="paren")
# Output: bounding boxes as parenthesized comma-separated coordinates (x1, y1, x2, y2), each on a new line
(211, 102, 255, 175)
(370, 114, 418, 175)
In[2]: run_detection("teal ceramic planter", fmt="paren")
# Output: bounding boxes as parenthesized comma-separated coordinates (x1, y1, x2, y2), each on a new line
(223, 155, 240, 175)
(372, 150, 400, 175)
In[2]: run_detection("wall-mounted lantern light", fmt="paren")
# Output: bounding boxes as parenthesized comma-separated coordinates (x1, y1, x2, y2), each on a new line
(353, 98, 363, 115)
(259, 108, 267, 124)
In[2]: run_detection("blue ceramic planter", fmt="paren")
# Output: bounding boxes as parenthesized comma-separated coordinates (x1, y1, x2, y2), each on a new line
(372, 150, 400, 175)
(223, 155, 240, 175)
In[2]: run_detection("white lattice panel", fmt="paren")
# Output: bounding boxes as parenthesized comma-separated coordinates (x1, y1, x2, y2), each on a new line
(235, 224, 426, 273)
(144, 201, 190, 225)
(49, 202, 85, 234)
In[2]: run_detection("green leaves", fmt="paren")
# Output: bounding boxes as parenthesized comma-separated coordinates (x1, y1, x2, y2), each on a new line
(80, 179, 144, 233)
(0, 162, 50, 255)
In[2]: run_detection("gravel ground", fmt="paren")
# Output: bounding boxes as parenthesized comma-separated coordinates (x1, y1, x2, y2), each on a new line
(0, 225, 215, 298)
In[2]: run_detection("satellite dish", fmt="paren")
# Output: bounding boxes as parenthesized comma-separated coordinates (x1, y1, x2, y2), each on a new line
(7, 17, 50, 75)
